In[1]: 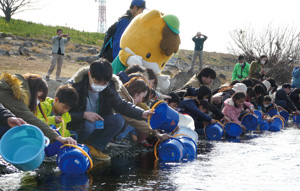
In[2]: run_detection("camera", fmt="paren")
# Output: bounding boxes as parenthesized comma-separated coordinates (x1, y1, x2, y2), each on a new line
(95, 120, 104, 129)
(238, 75, 243, 79)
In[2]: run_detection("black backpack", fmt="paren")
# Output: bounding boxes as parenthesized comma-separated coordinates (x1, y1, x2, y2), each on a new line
(99, 14, 131, 62)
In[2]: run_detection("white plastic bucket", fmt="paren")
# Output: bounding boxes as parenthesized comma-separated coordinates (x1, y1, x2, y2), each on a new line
(174, 126, 198, 143)
(178, 114, 195, 130)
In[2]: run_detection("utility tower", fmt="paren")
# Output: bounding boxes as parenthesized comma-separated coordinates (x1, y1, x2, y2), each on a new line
(95, 0, 107, 33)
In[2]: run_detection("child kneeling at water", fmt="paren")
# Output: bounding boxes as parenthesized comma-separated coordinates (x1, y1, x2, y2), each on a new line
(222, 92, 254, 127)
(37, 84, 78, 139)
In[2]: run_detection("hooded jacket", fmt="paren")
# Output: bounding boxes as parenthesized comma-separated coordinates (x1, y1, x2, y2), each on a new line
(67, 67, 144, 130)
(118, 85, 154, 136)
(36, 97, 72, 137)
(0, 73, 59, 141)
(222, 98, 253, 123)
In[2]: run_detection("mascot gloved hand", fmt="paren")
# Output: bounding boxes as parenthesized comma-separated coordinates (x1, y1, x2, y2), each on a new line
(112, 10, 181, 90)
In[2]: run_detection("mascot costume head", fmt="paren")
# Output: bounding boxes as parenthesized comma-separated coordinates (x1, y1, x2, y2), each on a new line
(111, 10, 181, 90)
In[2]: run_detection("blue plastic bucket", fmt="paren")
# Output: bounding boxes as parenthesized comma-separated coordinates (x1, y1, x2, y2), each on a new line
(279, 110, 289, 123)
(268, 117, 284, 132)
(148, 101, 179, 132)
(57, 144, 93, 174)
(293, 115, 300, 124)
(157, 138, 185, 162)
(241, 114, 258, 131)
(204, 122, 224, 140)
(0, 124, 49, 171)
(267, 108, 279, 117)
(259, 120, 269, 131)
(177, 137, 197, 160)
(254, 110, 263, 123)
(44, 125, 63, 157)
(224, 122, 243, 138)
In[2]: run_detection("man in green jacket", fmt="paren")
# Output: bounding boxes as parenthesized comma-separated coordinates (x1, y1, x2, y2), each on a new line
(231, 55, 250, 81)
(190, 32, 207, 71)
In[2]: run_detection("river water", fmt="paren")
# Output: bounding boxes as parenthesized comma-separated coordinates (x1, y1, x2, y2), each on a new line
(1, 123, 300, 191)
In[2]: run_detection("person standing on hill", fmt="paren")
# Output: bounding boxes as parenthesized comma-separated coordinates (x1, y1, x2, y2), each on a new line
(190, 32, 208, 71)
(111, 0, 146, 61)
(46, 29, 70, 82)
(231, 55, 250, 81)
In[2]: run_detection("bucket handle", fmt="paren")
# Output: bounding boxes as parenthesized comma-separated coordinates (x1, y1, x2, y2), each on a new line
(60, 144, 94, 172)
(44, 136, 50, 147)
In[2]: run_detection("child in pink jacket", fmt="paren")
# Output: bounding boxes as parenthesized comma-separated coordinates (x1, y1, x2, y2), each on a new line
(222, 92, 254, 124)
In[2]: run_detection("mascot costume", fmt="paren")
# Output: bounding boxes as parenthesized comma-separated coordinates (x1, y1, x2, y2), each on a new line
(112, 10, 181, 90)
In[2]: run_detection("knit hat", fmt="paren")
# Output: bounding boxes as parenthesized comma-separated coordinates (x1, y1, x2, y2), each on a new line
(163, 14, 180, 34)
(262, 80, 271, 92)
(232, 83, 247, 94)
(131, 0, 146, 9)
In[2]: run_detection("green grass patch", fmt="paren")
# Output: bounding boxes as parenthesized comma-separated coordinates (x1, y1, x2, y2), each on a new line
(0, 18, 104, 46)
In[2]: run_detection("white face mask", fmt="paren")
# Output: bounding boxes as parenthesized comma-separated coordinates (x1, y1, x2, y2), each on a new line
(239, 62, 244, 66)
(263, 104, 269, 108)
(91, 83, 107, 92)
(261, 60, 266, 65)
(204, 99, 209, 102)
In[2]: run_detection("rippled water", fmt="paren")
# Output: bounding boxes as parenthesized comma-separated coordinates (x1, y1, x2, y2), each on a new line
(1, 124, 300, 191)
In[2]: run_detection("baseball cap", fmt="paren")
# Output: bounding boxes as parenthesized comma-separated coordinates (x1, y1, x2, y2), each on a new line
(131, 0, 146, 9)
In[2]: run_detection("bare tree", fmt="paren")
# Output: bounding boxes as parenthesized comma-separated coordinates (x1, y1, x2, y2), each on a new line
(0, 0, 38, 22)
(228, 24, 300, 83)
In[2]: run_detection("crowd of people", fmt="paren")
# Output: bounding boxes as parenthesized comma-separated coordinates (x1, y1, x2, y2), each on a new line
(1, 53, 300, 161)
(1, 0, 300, 164)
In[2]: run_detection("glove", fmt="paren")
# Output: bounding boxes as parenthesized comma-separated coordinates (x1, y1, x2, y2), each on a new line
(127, 55, 143, 66)
(157, 75, 170, 90)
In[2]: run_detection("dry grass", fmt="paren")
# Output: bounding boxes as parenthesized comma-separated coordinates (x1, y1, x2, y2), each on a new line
(0, 55, 84, 78)
(31, 46, 42, 53)
(0, 44, 11, 51)
(65, 44, 76, 52)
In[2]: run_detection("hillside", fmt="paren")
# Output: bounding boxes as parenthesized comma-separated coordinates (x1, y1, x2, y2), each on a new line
(0, 18, 104, 46)
(0, 18, 237, 94)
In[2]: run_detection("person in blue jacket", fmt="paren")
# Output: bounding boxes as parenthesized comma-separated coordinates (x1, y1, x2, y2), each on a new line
(112, 0, 146, 60)
(292, 66, 300, 88)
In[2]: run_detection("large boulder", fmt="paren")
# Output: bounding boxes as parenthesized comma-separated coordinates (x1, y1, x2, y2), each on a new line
(76, 55, 99, 64)
(19, 46, 32, 56)
(0, 49, 10, 56)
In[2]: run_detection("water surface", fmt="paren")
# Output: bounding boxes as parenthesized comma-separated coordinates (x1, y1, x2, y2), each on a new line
(1, 125, 300, 190)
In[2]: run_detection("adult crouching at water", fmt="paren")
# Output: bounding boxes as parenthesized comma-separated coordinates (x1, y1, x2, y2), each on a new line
(0, 103, 27, 136)
(67, 59, 154, 161)
(249, 55, 268, 81)
(0, 73, 77, 145)
(116, 76, 170, 145)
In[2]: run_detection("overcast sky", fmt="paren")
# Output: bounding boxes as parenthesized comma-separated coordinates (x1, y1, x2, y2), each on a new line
(8, 0, 300, 53)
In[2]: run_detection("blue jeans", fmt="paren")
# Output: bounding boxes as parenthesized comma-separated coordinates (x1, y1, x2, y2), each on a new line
(117, 125, 136, 139)
(77, 114, 125, 151)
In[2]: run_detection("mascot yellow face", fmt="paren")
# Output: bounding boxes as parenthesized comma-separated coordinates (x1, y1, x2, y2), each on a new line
(119, 10, 181, 89)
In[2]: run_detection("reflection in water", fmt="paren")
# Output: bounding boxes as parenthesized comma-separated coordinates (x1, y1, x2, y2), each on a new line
(1, 125, 300, 190)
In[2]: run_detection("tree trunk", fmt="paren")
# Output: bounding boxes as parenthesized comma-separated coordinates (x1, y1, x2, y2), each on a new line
(4, 7, 12, 22)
